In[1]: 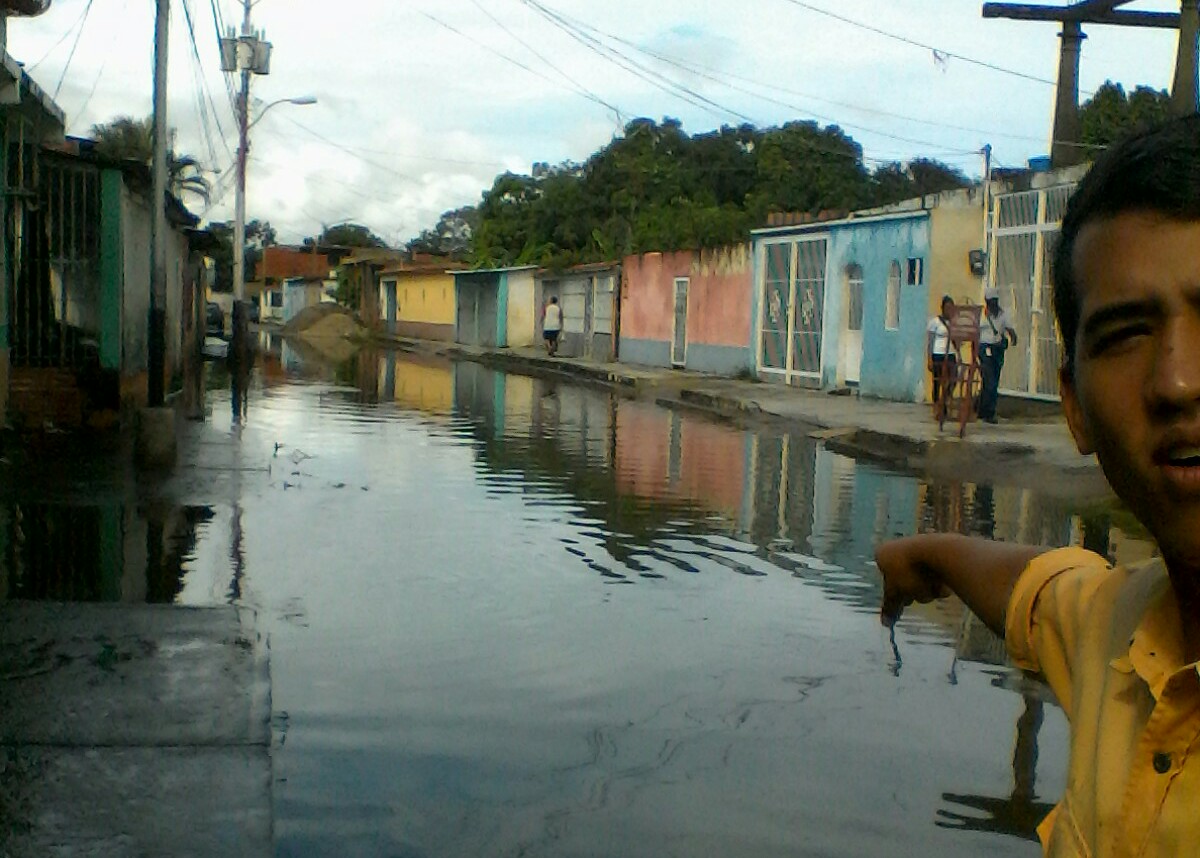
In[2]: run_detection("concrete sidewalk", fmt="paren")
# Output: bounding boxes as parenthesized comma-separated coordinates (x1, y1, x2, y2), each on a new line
(0, 603, 272, 857)
(383, 335, 1108, 494)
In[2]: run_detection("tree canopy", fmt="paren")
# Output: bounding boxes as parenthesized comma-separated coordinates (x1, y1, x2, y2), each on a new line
(316, 222, 387, 248)
(90, 115, 211, 205)
(1079, 81, 1172, 150)
(205, 220, 276, 293)
(460, 117, 969, 270)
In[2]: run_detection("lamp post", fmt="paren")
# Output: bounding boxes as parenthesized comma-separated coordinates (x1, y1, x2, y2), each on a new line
(229, 94, 315, 370)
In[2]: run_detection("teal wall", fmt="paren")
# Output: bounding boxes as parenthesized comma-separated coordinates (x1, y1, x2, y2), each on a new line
(822, 216, 931, 402)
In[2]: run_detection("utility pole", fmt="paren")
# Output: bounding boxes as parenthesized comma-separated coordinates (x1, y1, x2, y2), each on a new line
(149, 0, 169, 406)
(981, 1, 1186, 168)
(222, 0, 273, 373)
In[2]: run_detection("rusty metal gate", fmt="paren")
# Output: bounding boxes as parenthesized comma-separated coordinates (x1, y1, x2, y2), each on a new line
(7, 141, 103, 370)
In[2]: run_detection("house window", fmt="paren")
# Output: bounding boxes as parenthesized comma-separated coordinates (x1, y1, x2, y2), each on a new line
(270, 291, 283, 308)
(906, 257, 924, 286)
(885, 261, 901, 330)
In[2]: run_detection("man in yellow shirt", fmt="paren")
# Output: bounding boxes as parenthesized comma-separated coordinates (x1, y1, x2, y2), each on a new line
(876, 114, 1200, 857)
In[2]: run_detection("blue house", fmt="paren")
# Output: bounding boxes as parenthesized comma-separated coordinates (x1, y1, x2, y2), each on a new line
(751, 189, 984, 402)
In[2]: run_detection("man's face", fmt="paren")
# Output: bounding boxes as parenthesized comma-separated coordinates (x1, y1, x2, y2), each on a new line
(1062, 212, 1200, 568)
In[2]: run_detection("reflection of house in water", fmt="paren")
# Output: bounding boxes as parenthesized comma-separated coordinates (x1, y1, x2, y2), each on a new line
(0, 502, 212, 603)
(376, 351, 455, 416)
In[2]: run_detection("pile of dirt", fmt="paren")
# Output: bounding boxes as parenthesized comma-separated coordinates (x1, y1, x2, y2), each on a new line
(281, 304, 364, 339)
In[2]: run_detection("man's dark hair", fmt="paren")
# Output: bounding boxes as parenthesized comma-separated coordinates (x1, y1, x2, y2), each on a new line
(1054, 114, 1200, 373)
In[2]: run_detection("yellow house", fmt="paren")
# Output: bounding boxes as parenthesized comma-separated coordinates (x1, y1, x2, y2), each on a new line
(378, 255, 465, 342)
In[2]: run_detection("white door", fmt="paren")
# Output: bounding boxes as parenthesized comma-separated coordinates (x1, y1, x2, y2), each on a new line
(842, 265, 864, 385)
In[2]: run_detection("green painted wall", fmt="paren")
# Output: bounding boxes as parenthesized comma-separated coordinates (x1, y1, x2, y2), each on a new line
(99, 169, 123, 371)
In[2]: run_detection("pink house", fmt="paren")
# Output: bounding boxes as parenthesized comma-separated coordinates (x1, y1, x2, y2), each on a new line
(619, 245, 755, 375)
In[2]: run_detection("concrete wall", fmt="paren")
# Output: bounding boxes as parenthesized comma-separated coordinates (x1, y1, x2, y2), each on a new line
(396, 271, 456, 334)
(505, 269, 537, 348)
(118, 183, 188, 406)
(928, 192, 986, 312)
(822, 215, 931, 402)
(619, 246, 753, 375)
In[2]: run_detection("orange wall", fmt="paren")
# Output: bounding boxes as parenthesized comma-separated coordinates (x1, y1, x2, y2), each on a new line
(620, 245, 752, 346)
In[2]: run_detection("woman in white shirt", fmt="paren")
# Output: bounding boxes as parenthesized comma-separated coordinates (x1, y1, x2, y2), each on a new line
(927, 295, 956, 417)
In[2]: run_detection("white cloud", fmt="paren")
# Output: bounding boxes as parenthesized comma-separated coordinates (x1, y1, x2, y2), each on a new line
(5, 0, 1185, 243)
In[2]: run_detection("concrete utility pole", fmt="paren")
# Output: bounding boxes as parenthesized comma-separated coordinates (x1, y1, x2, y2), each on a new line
(982, 1, 1189, 168)
(230, 0, 254, 369)
(149, 0, 169, 406)
(1172, 0, 1200, 116)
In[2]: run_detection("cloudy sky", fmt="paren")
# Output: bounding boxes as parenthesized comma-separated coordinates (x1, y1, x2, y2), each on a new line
(5, 0, 1184, 244)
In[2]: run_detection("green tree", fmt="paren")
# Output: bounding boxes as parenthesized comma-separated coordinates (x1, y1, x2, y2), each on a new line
(1080, 81, 1172, 149)
(407, 205, 479, 258)
(205, 219, 276, 293)
(90, 115, 211, 204)
(319, 222, 387, 248)
(436, 116, 972, 269)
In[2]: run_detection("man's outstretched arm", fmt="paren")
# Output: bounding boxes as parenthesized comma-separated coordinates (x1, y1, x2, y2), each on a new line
(876, 534, 1043, 636)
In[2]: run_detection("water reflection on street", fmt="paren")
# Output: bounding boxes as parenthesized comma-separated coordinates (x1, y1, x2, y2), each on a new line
(1, 336, 1156, 857)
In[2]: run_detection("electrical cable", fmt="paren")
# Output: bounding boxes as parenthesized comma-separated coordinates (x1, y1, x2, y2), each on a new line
(470, 0, 624, 122)
(420, 11, 624, 119)
(26, 0, 92, 72)
(52, 0, 96, 100)
(778, 0, 1083, 92)
(182, 0, 235, 160)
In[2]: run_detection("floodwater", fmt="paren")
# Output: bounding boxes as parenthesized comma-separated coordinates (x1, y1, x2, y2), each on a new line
(0, 338, 1155, 857)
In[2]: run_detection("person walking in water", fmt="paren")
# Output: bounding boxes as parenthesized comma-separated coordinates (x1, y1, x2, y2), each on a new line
(978, 287, 1018, 424)
(542, 296, 563, 356)
(927, 295, 956, 419)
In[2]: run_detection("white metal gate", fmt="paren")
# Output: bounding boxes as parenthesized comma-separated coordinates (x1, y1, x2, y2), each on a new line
(757, 235, 828, 383)
(989, 184, 1075, 399)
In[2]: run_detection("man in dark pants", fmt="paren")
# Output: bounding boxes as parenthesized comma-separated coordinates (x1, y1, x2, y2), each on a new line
(978, 287, 1017, 423)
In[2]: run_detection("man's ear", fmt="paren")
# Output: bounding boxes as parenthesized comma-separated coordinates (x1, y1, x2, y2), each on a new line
(1060, 366, 1095, 455)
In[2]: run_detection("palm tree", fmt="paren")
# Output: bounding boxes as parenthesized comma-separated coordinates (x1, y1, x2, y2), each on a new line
(90, 115, 211, 204)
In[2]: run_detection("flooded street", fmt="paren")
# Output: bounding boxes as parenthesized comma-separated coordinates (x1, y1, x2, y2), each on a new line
(2, 340, 1153, 857)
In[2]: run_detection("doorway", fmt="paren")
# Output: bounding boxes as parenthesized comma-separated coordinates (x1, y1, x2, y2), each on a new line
(671, 277, 689, 367)
(841, 264, 864, 385)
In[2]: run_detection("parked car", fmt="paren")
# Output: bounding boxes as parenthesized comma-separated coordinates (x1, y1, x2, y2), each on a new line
(206, 301, 224, 335)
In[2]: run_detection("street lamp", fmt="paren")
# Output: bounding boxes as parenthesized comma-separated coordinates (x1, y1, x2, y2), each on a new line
(232, 94, 317, 310)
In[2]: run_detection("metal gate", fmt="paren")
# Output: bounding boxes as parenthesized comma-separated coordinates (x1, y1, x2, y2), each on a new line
(7, 145, 102, 370)
(758, 235, 828, 383)
(990, 184, 1074, 399)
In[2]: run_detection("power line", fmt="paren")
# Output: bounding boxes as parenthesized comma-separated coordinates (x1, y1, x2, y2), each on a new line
(520, 0, 758, 126)
(778, 0, 1077, 91)
(26, 0, 93, 72)
(52, 0, 96, 100)
(470, 0, 624, 121)
(69, 0, 129, 132)
(181, 0, 235, 160)
(420, 11, 624, 120)
(546, 8, 963, 151)
(559, 10, 1047, 146)
(520, 0, 935, 166)
(276, 113, 419, 183)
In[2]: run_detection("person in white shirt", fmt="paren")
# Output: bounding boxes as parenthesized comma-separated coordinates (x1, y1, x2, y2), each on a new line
(927, 295, 956, 418)
(542, 296, 563, 356)
(977, 287, 1019, 423)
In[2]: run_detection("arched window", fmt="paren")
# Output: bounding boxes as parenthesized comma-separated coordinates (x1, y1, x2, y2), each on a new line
(886, 261, 901, 330)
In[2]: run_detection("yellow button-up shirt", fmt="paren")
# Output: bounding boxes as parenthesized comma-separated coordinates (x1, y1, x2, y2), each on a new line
(1006, 547, 1200, 857)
